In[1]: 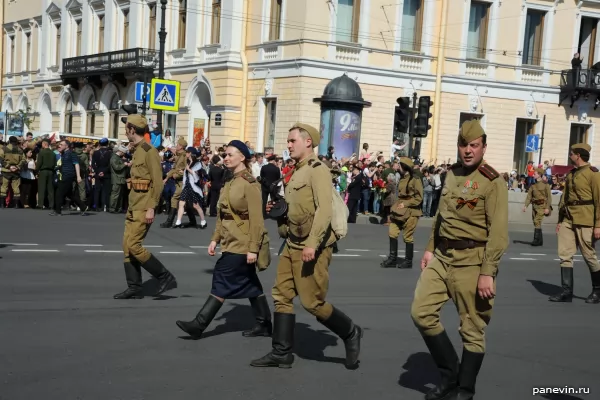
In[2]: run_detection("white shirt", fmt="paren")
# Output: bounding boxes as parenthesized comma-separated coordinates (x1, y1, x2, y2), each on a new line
(390, 143, 406, 160)
(251, 162, 261, 178)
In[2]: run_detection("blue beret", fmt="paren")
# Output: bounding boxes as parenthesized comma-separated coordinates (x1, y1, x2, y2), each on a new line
(227, 140, 251, 159)
(99, 138, 109, 145)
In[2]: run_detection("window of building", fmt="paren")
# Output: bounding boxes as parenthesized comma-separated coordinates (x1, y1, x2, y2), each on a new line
(522, 10, 545, 66)
(98, 15, 105, 52)
(166, 114, 177, 135)
(211, 1, 221, 44)
(577, 17, 598, 69)
(87, 98, 96, 136)
(76, 19, 83, 56)
(513, 119, 536, 174)
(149, 4, 157, 49)
(269, 0, 282, 41)
(9, 35, 15, 72)
(568, 124, 589, 159)
(336, 0, 361, 43)
(123, 9, 130, 49)
(467, 1, 490, 59)
(401, 0, 423, 52)
(264, 98, 277, 149)
(55, 24, 61, 66)
(25, 32, 31, 70)
(178, 0, 187, 48)
(65, 97, 73, 133)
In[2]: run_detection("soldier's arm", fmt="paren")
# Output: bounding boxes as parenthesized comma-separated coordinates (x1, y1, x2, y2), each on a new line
(524, 186, 532, 207)
(404, 177, 423, 208)
(145, 151, 165, 210)
(111, 156, 125, 173)
(245, 182, 264, 254)
(211, 186, 224, 243)
(546, 184, 552, 206)
(558, 193, 566, 223)
(306, 167, 333, 249)
(592, 171, 600, 228)
(425, 211, 438, 253)
(481, 178, 509, 277)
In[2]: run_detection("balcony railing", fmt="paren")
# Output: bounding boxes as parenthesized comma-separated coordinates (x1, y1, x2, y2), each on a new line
(559, 68, 600, 106)
(62, 48, 158, 77)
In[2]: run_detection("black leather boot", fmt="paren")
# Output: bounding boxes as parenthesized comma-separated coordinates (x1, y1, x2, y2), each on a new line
(423, 331, 459, 400)
(585, 270, 600, 304)
(381, 237, 398, 268)
(398, 242, 414, 269)
(549, 267, 573, 302)
(176, 296, 223, 338)
(250, 313, 295, 368)
(243, 295, 273, 337)
(318, 307, 363, 370)
(186, 206, 199, 228)
(449, 349, 484, 400)
(160, 208, 176, 228)
(531, 228, 543, 246)
(141, 255, 177, 295)
(0, 197, 5, 208)
(113, 261, 144, 299)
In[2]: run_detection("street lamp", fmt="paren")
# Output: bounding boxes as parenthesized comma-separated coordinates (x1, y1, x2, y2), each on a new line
(156, 0, 168, 134)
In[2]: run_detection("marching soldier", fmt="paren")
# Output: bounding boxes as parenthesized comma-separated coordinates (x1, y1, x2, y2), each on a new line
(73, 142, 89, 205)
(550, 143, 600, 304)
(250, 123, 362, 370)
(381, 157, 423, 269)
(517, 167, 552, 246)
(411, 120, 508, 400)
(114, 115, 177, 300)
(0, 136, 26, 208)
(36, 139, 57, 209)
(109, 145, 130, 213)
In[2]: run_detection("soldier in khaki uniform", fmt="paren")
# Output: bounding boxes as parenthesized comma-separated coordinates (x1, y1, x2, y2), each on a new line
(113, 115, 177, 300)
(160, 137, 187, 227)
(251, 123, 362, 370)
(550, 143, 600, 304)
(381, 157, 423, 269)
(176, 140, 272, 339)
(0, 136, 26, 208)
(411, 120, 508, 400)
(73, 142, 89, 204)
(109, 145, 130, 213)
(517, 167, 551, 246)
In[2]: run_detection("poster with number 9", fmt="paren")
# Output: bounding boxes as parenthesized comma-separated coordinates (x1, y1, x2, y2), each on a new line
(331, 109, 361, 160)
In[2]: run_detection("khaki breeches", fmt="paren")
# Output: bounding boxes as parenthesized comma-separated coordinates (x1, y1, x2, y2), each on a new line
(271, 244, 334, 320)
(411, 257, 495, 353)
(389, 216, 418, 243)
(122, 210, 152, 264)
(0, 172, 20, 197)
(532, 207, 545, 228)
(558, 220, 600, 272)
(171, 181, 183, 208)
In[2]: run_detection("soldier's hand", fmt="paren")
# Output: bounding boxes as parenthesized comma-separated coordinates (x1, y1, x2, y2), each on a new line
(522, 207, 526, 212)
(544, 208, 549, 215)
(265, 201, 274, 214)
(420, 251, 434, 270)
(594, 227, 600, 240)
(208, 241, 217, 256)
(556, 223, 561, 234)
(398, 203, 405, 209)
(302, 247, 316, 262)
(145, 208, 155, 224)
(477, 275, 495, 299)
(247, 252, 258, 264)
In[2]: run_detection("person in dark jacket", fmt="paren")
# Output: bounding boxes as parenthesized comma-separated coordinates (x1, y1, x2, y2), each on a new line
(346, 166, 365, 223)
(259, 155, 281, 218)
(92, 138, 112, 211)
(36, 139, 56, 209)
(208, 155, 225, 217)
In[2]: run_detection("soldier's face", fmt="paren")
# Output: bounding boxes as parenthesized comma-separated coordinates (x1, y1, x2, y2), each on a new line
(458, 137, 486, 167)
(223, 146, 244, 169)
(287, 129, 311, 160)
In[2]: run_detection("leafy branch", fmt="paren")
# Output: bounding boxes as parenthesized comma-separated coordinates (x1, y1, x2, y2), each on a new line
(16, 106, 34, 127)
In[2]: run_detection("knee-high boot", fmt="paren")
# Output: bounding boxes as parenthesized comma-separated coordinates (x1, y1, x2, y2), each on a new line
(318, 307, 363, 370)
(243, 295, 273, 337)
(549, 267, 573, 302)
(422, 331, 459, 400)
(398, 242, 414, 269)
(381, 237, 398, 268)
(586, 270, 600, 304)
(450, 349, 484, 400)
(176, 295, 223, 338)
(160, 208, 177, 228)
(250, 313, 295, 368)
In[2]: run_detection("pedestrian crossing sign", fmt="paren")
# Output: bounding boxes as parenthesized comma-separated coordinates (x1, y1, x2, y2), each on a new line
(150, 78, 180, 111)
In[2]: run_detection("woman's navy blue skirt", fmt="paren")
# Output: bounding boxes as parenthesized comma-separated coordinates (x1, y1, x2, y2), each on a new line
(210, 252, 264, 299)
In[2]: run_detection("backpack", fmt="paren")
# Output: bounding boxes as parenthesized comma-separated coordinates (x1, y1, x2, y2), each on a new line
(331, 186, 348, 240)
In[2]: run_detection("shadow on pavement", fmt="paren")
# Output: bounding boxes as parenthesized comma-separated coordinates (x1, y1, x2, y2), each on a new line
(0, 243, 12, 260)
(141, 278, 178, 300)
(542, 394, 584, 400)
(397, 352, 438, 394)
(527, 279, 587, 300)
(294, 322, 345, 365)
(202, 268, 214, 275)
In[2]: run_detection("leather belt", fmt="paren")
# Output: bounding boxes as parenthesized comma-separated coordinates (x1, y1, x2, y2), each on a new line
(533, 199, 546, 205)
(220, 213, 249, 220)
(288, 232, 309, 242)
(438, 237, 486, 251)
(566, 200, 593, 206)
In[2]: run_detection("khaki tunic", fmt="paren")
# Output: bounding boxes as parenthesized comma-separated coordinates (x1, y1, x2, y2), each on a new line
(389, 174, 423, 242)
(0, 144, 25, 198)
(167, 150, 186, 207)
(211, 169, 264, 255)
(524, 180, 552, 228)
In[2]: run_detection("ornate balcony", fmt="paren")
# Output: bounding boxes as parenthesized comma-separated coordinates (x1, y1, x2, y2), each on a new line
(61, 48, 158, 87)
(559, 69, 600, 107)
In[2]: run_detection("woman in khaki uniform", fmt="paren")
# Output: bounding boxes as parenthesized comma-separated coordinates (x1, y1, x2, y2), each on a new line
(176, 140, 272, 338)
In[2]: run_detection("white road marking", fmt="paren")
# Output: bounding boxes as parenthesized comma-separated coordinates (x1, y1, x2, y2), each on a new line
(189, 246, 208, 249)
(345, 249, 370, 252)
(510, 257, 537, 261)
(520, 253, 546, 256)
(11, 249, 59, 252)
(67, 244, 103, 247)
(145, 245, 163, 248)
(1, 243, 38, 246)
(160, 251, 196, 255)
(554, 259, 583, 262)
(333, 254, 360, 257)
(85, 250, 122, 253)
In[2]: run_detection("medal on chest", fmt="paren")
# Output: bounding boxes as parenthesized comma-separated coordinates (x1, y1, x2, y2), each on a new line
(462, 180, 478, 194)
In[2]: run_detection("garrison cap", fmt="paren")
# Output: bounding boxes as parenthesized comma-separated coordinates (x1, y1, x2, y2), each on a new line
(535, 167, 545, 175)
(292, 123, 320, 148)
(399, 156, 414, 169)
(177, 137, 188, 147)
(227, 139, 251, 159)
(121, 114, 148, 129)
(571, 143, 591, 153)
(458, 120, 485, 144)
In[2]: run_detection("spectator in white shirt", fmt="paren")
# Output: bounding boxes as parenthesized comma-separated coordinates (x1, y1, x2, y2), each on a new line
(390, 139, 407, 160)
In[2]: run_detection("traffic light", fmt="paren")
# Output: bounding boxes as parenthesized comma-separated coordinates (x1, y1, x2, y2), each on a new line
(414, 96, 433, 137)
(394, 97, 411, 135)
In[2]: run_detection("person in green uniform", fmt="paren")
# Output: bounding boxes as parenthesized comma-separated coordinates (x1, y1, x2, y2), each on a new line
(36, 139, 56, 209)
(109, 145, 130, 213)
(0, 136, 26, 208)
(550, 143, 600, 304)
(175, 140, 272, 339)
(250, 123, 362, 370)
(518, 167, 552, 246)
(160, 137, 187, 227)
(73, 142, 89, 205)
(114, 115, 177, 300)
(381, 157, 423, 269)
(411, 120, 508, 400)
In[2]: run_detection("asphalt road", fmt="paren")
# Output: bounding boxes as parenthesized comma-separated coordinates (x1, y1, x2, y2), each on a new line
(0, 210, 597, 400)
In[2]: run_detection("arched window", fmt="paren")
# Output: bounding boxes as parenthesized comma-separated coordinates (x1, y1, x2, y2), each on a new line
(64, 96, 73, 133)
(86, 96, 96, 136)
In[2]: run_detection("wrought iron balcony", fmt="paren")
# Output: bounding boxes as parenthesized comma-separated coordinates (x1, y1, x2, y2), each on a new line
(559, 69, 600, 107)
(61, 48, 157, 87)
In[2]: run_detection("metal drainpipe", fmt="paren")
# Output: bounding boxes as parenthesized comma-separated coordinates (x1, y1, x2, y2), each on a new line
(239, 0, 250, 141)
(430, 0, 449, 160)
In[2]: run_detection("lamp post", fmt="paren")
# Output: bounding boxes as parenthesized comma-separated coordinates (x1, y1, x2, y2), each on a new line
(156, 0, 168, 133)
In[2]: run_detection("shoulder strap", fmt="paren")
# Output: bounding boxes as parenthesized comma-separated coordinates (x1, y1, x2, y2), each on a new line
(240, 170, 256, 183)
(141, 142, 152, 152)
(478, 163, 499, 181)
(222, 180, 250, 236)
(590, 166, 599, 173)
